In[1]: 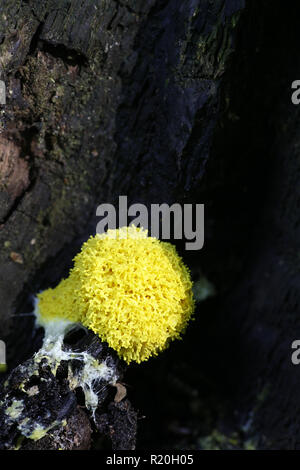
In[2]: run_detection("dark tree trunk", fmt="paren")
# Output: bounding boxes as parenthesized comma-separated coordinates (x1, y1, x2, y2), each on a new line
(0, 0, 243, 362)
(2, 0, 298, 452)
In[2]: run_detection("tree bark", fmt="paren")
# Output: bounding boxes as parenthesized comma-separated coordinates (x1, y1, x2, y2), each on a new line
(8, 0, 298, 451)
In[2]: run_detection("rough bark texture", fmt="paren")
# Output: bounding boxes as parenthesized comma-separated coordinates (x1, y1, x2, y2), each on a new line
(0, 0, 245, 449)
(0, 329, 137, 450)
(3, 0, 298, 452)
(0, 0, 244, 347)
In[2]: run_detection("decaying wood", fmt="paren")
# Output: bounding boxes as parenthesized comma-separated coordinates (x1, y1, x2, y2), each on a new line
(0, 0, 259, 450)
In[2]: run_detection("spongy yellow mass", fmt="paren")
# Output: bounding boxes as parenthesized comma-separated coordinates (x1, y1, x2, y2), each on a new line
(37, 226, 194, 363)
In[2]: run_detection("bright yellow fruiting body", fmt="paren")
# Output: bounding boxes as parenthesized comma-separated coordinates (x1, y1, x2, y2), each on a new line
(37, 226, 194, 363)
